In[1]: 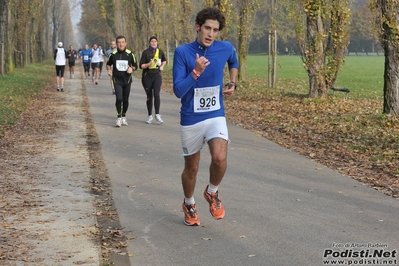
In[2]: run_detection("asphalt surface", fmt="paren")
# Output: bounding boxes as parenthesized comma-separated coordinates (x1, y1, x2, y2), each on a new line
(85, 72, 399, 266)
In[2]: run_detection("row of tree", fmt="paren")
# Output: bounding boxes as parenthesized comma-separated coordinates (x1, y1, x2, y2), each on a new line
(0, 0, 75, 73)
(77, 0, 398, 114)
(0, 0, 397, 114)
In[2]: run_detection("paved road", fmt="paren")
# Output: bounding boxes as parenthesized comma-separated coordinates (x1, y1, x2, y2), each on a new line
(85, 74, 399, 266)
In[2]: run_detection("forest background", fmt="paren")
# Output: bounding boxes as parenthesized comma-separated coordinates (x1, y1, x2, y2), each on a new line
(0, 0, 378, 72)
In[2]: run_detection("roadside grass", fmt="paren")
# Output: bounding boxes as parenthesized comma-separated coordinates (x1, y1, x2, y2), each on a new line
(246, 55, 385, 100)
(164, 54, 385, 100)
(0, 60, 54, 135)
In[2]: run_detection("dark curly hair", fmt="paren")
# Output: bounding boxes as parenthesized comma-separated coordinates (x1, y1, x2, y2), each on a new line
(195, 7, 226, 31)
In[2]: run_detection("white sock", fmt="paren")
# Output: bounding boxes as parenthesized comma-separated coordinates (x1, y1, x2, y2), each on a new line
(184, 197, 195, 206)
(207, 183, 218, 194)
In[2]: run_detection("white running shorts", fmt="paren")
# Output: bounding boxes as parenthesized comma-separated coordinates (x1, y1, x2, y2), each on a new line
(180, 116, 229, 156)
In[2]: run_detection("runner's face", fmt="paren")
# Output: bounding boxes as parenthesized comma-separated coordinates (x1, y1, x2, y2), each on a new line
(117, 38, 126, 51)
(110, 42, 116, 49)
(196, 19, 220, 47)
(150, 39, 158, 49)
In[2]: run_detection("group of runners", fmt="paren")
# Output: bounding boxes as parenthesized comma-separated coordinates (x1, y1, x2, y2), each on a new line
(54, 42, 78, 91)
(54, 43, 106, 88)
(54, 7, 238, 227)
(55, 36, 168, 126)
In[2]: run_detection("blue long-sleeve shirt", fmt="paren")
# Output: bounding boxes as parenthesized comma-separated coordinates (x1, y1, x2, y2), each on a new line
(80, 49, 92, 63)
(173, 40, 238, 126)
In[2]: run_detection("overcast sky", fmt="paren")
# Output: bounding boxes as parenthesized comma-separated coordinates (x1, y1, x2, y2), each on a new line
(70, 0, 81, 29)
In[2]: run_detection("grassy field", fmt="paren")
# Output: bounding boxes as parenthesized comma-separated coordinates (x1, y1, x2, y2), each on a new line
(164, 54, 385, 100)
(246, 55, 385, 100)
(0, 60, 54, 134)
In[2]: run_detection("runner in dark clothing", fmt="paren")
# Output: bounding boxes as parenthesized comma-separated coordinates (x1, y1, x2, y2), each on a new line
(106, 35, 138, 127)
(140, 36, 167, 124)
(66, 45, 77, 79)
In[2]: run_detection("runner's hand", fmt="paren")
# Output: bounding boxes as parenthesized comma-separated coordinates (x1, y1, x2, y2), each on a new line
(223, 82, 235, 96)
(107, 69, 112, 77)
(194, 53, 210, 74)
(149, 60, 156, 67)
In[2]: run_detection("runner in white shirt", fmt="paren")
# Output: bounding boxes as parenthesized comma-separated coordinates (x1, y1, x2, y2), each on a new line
(54, 42, 67, 91)
(90, 43, 102, 85)
(98, 45, 105, 79)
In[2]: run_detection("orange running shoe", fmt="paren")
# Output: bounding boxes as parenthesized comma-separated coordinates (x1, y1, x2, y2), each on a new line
(182, 202, 200, 226)
(203, 185, 225, 219)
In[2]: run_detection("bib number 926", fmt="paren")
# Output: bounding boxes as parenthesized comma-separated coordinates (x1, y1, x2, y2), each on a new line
(194, 86, 220, 112)
(200, 96, 217, 108)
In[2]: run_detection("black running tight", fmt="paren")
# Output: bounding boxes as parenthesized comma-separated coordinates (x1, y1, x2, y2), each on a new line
(83, 62, 90, 73)
(141, 73, 162, 115)
(114, 83, 131, 117)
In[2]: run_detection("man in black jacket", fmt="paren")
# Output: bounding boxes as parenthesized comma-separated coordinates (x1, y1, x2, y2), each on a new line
(106, 36, 138, 127)
(66, 45, 77, 79)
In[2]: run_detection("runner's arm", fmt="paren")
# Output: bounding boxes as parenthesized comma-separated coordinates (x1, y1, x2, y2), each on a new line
(173, 49, 197, 99)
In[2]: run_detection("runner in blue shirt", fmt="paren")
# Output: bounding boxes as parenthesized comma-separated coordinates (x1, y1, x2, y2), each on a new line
(80, 44, 92, 80)
(173, 7, 238, 226)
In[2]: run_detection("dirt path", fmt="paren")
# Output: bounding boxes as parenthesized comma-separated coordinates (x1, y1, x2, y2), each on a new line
(0, 66, 129, 265)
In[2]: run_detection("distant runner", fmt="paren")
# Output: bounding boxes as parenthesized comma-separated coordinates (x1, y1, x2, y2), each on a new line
(54, 42, 67, 91)
(80, 44, 92, 80)
(105, 41, 117, 94)
(66, 45, 77, 79)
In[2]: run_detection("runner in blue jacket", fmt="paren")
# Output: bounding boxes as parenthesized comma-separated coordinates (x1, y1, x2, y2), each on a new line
(80, 44, 92, 79)
(173, 7, 238, 226)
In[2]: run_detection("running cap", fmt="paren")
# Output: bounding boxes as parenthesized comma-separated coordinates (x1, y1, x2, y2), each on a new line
(149, 36, 158, 42)
(58, 42, 63, 47)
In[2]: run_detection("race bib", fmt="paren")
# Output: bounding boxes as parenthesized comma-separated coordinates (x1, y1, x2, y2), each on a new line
(116, 60, 128, 71)
(83, 55, 88, 60)
(193, 86, 220, 113)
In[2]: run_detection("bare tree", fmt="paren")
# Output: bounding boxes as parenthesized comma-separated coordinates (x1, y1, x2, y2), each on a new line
(0, 0, 9, 74)
(287, 0, 351, 98)
(236, 0, 260, 82)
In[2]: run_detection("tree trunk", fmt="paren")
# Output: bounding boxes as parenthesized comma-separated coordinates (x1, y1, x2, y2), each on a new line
(0, 0, 7, 74)
(238, 10, 247, 81)
(6, 2, 14, 72)
(379, 1, 399, 115)
(237, 0, 259, 82)
(306, 14, 326, 98)
(382, 44, 399, 115)
(238, 52, 247, 81)
(52, 0, 59, 49)
(0, 1, 6, 45)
